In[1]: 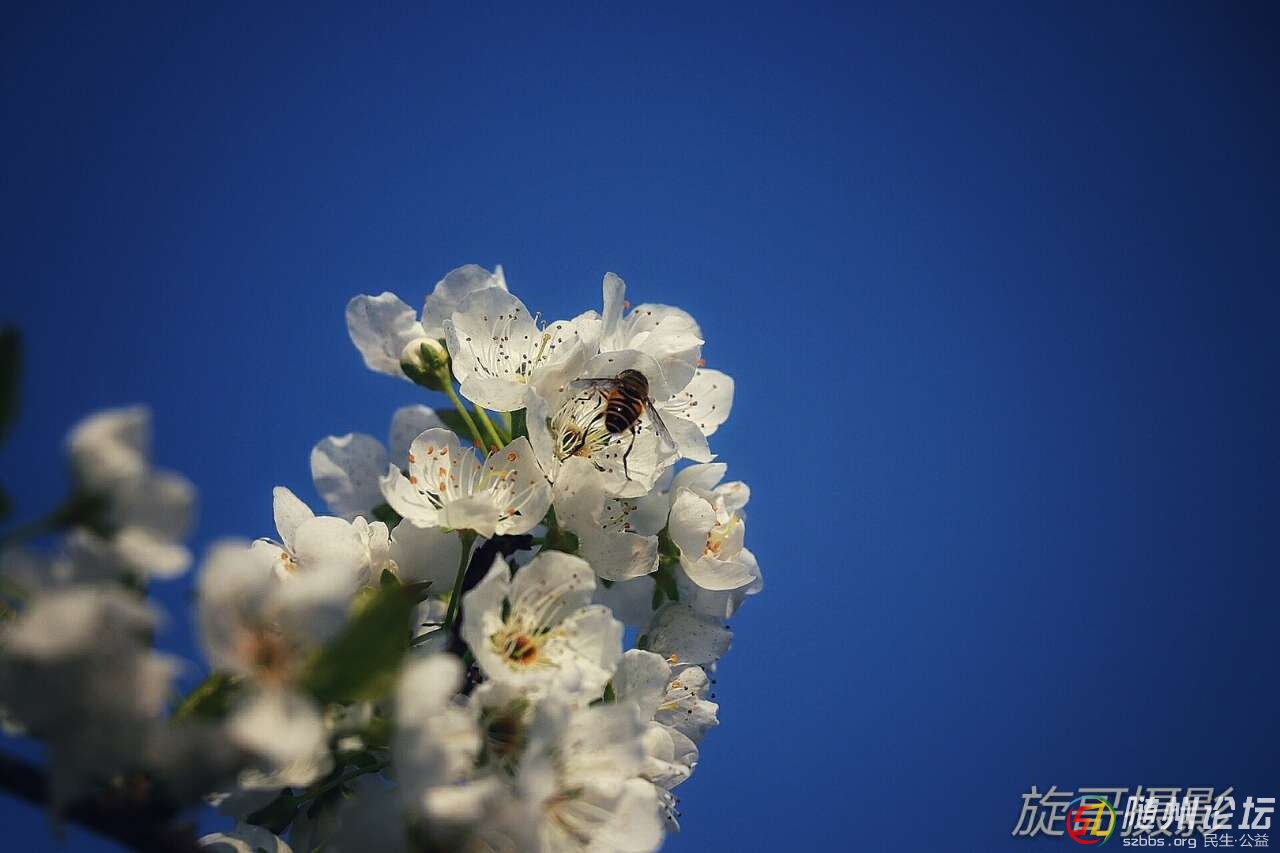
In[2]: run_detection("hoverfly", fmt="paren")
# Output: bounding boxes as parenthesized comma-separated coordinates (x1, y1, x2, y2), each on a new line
(562, 368, 675, 480)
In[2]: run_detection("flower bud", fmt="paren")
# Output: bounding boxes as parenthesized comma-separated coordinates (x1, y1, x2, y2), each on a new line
(400, 338, 450, 390)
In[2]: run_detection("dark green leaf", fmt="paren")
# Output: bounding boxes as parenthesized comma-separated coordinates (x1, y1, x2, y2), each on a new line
(173, 671, 239, 720)
(0, 327, 19, 447)
(652, 562, 679, 605)
(371, 502, 401, 527)
(510, 408, 528, 440)
(300, 582, 415, 703)
(434, 408, 474, 438)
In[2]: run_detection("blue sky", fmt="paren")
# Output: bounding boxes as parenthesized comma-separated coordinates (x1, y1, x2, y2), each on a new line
(2, 2, 1277, 850)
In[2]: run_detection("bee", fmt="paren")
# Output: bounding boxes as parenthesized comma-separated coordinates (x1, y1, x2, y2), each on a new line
(563, 368, 675, 479)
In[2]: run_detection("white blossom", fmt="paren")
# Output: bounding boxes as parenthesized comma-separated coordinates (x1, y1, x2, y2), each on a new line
(462, 552, 622, 703)
(0, 586, 177, 806)
(64, 406, 196, 579)
(591, 274, 737, 464)
(517, 701, 664, 853)
(445, 287, 600, 412)
(346, 265, 507, 379)
(551, 457, 664, 582)
(311, 405, 446, 519)
(527, 349, 679, 498)
(380, 428, 550, 538)
(252, 486, 391, 587)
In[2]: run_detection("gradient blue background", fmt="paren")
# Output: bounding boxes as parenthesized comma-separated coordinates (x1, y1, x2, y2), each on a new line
(2, 2, 1277, 850)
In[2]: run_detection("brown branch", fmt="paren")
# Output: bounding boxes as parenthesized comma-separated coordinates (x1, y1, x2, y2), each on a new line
(0, 749, 202, 853)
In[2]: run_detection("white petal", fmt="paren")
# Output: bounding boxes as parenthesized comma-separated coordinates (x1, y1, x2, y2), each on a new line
(509, 551, 596, 622)
(643, 603, 731, 666)
(229, 690, 332, 789)
(388, 405, 447, 465)
(291, 516, 368, 578)
(599, 778, 665, 853)
(544, 605, 623, 699)
(389, 522, 462, 591)
(671, 463, 726, 497)
(681, 554, 758, 592)
(379, 464, 439, 528)
(395, 653, 465, 720)
(66, 405, 151, 489)
(460, 555, 512, 661)
(111, 527, 191, 578)
(592, 575, 657, 628)
(443, 288, 539, 383)
(613, 649, 671, 720)
(580, 349, 674, 402)
(439, 495, 500, 538)
(674, 368, 732, 436)
(420, 264, 507, 339)
(458, 374, 536, 413)
(601, 273, 627, 340)
(272, 487, 314, 554)
(662, 413, 712, 463)
(345, 292, 425, 378)
(602, 294, 704, 394)
(667, 490, 715, 561)
(196, 541, 277, 673)
(310, 433, 387, 520)
(486, 437, 552, 536)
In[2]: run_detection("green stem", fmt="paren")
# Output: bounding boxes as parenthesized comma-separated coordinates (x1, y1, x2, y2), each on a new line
(441, 382, 487, 449)
(473, 405, 507, 449)
(444, 530, 477, 630)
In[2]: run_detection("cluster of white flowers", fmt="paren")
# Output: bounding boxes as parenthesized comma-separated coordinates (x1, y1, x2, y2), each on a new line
(0, 265, 760, 852)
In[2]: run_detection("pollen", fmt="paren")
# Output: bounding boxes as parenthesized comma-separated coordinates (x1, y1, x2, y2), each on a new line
(505, 633, 539, 665)
(407, 453, 416, 463)
(667, 654, 680, 664)
(409, 475, 418, 484)
(507, 451, 518, 462)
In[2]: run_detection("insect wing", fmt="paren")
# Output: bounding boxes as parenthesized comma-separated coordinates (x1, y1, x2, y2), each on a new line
(566, 377, 620, 395)
(644, 399, 678, 455)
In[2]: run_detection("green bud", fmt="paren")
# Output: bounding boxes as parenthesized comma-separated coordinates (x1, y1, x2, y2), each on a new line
(399, 338, 450, 391)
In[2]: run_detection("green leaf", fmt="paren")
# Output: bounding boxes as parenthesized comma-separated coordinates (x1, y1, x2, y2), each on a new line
(510, 407, 528, 440)
(173, 671, 239, 720)
(0, 327, 19, 448)
(652, 561, 679, 606)
(434, 408, 475, 440)
(371, 502, 401, 527)
(300, 582, 415, 703)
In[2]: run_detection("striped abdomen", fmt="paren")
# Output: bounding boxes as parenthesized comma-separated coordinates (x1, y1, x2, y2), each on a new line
(603, 369, 649, 434)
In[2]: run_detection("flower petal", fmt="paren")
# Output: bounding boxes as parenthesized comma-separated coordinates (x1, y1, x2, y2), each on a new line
(388, 405, 447, 465)
(643, 603, 731, 666)
(345, 292, 425, 378)
(420, 264, 507, 339)
(310, 433, 387, 520)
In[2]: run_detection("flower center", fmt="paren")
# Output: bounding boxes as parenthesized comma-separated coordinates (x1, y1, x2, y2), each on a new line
(551, 394, 611, 462)
(493, 628, 543, 666)
(237, 627, 293, 684)
(704, 514, 740, 557)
